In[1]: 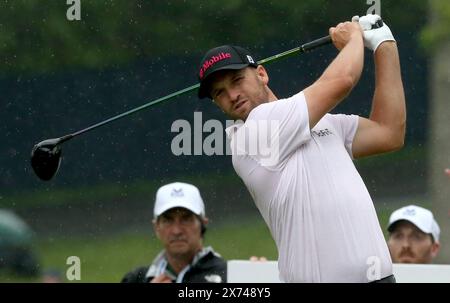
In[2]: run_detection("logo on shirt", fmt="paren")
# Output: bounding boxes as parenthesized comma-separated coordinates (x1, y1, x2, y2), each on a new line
(312, 128, 333, 137)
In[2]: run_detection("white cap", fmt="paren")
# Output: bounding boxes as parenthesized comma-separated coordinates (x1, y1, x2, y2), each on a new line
(388, 205, 440, 243)
(153, 182, 205, 218)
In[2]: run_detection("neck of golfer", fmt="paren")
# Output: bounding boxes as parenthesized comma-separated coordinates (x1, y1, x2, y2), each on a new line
(242, 88, 277, 122)
(267, 89, 278, 102)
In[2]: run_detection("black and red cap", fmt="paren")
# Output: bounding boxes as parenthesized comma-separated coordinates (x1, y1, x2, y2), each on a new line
(197, 45, 258, 99)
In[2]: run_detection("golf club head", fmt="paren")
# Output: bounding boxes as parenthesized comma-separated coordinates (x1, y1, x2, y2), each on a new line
(30, 138, 63, 181)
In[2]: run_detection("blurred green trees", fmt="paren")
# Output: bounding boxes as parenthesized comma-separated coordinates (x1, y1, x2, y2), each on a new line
(1, 0, 429, 73)
(421, 0, 450, 51)
(425, 0, 450, 263)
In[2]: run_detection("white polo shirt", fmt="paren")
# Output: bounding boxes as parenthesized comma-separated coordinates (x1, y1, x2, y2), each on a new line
(225, 92, 392, 282)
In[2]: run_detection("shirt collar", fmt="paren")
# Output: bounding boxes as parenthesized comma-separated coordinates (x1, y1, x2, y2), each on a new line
(145, 246, 221, 280)
(225, 120, 244, 139)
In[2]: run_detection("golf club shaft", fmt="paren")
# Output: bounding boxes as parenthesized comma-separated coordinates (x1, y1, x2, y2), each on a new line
(71, 83, 200, 138)
(66, 35, 332, 140)
(258, 36, 331, 65)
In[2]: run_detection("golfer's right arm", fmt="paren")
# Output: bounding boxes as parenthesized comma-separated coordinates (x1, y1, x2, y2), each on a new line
(304, 21, 364, 128)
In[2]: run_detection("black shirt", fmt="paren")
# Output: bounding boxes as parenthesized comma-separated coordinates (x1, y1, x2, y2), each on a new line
(121, 247, 227, 283)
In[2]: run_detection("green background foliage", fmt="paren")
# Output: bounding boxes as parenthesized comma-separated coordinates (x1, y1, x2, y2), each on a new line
(0, 0, 432, 73)
(421, 0, 450, 50)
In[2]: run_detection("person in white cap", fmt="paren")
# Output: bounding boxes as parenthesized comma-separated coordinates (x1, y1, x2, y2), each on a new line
(387, 205, 441, 264)
(121, 182, 226, 283)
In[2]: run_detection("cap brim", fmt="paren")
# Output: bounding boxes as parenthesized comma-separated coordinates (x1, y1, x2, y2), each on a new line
(387, 218, 430, 234)
(198, 63, 251, 99)
(154, 200, 202, 218)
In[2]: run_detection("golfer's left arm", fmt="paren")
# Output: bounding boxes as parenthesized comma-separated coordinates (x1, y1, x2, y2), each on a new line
(352, 32, 406, 158)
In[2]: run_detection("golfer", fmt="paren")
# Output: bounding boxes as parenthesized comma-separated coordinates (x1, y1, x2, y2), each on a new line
(197, 14, 406, 282)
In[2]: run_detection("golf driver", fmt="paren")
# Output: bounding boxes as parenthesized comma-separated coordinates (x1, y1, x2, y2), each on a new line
(31, 20, 383, 181)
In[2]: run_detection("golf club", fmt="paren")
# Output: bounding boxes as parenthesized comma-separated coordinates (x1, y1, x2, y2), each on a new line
(31, 20, 383, 181)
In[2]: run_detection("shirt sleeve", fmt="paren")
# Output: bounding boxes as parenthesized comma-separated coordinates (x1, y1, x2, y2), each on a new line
(243, 91, 311, 168)
(325, 113, 359, 157)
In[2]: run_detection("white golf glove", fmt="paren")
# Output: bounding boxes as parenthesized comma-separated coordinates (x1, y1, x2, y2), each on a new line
(352, 14, 395, 52)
